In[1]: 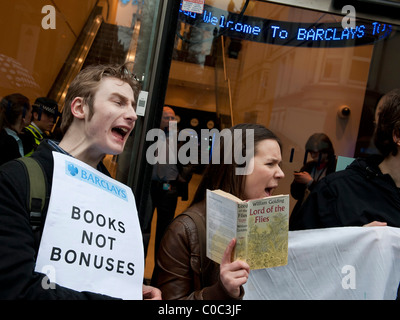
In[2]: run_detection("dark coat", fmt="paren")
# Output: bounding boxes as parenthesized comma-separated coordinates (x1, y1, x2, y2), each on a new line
(289, 155, 400, 230)
(0, 129, 22, 165)
(151, 201, 244, 300)
(290, 156, 337, 219)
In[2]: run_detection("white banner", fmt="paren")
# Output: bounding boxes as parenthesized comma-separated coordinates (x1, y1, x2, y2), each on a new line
(35, 152, 144, 300)
(244, 226, 400, 300)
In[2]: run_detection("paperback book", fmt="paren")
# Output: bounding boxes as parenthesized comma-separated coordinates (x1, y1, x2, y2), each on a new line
(206, 189, 289, 269)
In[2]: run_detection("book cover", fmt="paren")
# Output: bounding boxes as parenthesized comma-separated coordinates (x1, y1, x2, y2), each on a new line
(206, 189, 289, 269)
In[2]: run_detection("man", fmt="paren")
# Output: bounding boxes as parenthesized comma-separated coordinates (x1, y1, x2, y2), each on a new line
(290, 88, 400, 230)
(146, 106, 192, 260)
(22, 97, 59, 156)
(0, 64, 161, 299)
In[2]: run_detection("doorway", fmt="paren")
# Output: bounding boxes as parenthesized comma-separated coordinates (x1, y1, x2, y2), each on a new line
(163, 0, 400, 209)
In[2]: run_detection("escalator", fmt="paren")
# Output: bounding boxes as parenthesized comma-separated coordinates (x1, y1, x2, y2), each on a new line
(82, 22, 133, 68)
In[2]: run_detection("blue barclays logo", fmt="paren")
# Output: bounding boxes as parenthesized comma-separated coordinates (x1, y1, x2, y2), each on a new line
(68, 163, 78, 176)
(65, 161, 128, 201)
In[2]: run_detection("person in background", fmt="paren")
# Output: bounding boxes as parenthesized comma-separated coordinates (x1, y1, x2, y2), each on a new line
(22, 97, 59, 156)
(289, 133, 336, 228)
(151, 123, 285, 299)
(147, 106, 193, 260)
(290, 88, 400, 230)
(0, 93, 32, 165)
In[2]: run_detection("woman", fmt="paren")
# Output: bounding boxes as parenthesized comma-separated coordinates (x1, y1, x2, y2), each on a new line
(0, 93, 32, 165)
(151, 123, 285, 299)
(289, 133, 336, 225)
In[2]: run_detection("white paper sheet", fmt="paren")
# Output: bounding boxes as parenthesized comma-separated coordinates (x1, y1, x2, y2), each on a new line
(35, 152, 144, 299)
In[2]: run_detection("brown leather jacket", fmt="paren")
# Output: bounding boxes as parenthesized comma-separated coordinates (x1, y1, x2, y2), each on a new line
(151, 201, 244, 300)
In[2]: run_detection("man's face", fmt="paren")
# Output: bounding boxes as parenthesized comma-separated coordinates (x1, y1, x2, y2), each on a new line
(34, 111, 55, 132)
(85, 77, 137, 156)
(160, 107, 175, 131)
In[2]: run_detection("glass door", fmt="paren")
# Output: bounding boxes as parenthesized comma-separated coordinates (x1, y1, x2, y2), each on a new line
(165, 0, 400, 211)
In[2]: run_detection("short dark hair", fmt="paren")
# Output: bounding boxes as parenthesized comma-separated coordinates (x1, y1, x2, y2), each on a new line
(305, 133, 335, 157)
(191, 123, 281, 205)
(374, 88, 400, 157)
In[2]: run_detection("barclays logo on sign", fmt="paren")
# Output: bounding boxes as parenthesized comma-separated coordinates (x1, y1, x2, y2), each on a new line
(67, 163, 78, 176)
(65, 161, 128, 201)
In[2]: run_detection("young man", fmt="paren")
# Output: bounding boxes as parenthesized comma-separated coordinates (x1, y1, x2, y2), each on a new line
(290, 88, 400, 230)
(0, 64, 161, 299)
(22, 97, 59, 156)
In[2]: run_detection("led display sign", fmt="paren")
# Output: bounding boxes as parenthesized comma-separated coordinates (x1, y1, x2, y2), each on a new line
(179, 3, 393, 47)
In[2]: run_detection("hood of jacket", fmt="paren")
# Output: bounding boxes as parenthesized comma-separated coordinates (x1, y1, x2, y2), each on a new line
(342, 154, 398, 191)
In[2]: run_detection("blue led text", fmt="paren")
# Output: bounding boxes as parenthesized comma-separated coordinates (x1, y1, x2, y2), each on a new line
(202, 10, 261, 35)
(179, 4, 261, 36)
(271, 26, 288, 39)
(178, 2, 393, 46)
(296, 25, 365, 41)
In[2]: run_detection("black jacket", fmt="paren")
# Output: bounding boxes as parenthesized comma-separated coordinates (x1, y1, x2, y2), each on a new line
(290, 156, 337, 218)
(290, 155, 400, 230)
(0, 140, 117, 299)
(0, 129, 22, 166)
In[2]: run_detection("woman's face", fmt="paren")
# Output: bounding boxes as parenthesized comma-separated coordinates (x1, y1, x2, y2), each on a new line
(243, 139, 285, 200)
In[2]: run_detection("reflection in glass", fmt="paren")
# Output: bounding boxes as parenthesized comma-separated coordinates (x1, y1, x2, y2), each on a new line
(166, 0, 400, 210)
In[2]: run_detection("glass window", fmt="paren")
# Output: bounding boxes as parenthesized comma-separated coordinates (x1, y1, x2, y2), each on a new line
(166, 0, 400, 210)
(0, 0, 164, 183)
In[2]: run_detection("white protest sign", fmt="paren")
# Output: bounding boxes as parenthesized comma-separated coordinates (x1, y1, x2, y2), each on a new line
(35, 152, 144, 300)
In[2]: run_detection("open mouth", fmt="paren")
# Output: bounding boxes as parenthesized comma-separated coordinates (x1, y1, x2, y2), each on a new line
(112, 127, 129, 140)
(265, 188, 274, 197)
